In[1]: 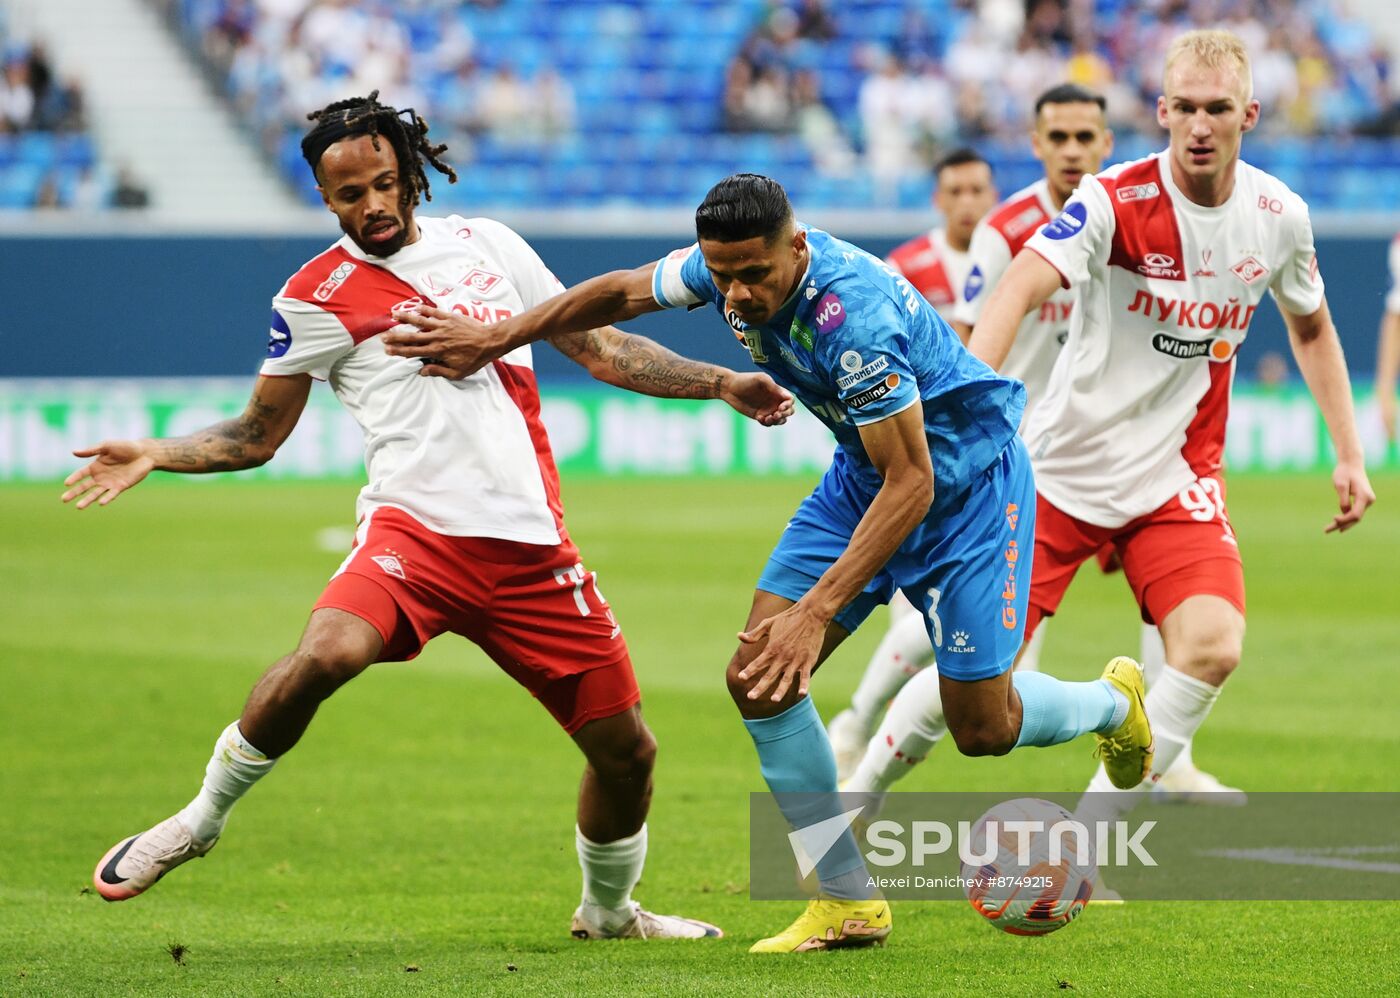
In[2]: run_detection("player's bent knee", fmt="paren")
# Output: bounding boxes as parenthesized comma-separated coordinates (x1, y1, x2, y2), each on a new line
(948, 721, 1016, 758)
(286, 640, 374, 697)
(591, 725, 657, 784)
(1180, 639, 1241, 686)
(724, 655, 755, 707)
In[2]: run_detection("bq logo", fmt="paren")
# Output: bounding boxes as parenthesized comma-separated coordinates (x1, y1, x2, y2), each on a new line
(314, 262, 356, 302)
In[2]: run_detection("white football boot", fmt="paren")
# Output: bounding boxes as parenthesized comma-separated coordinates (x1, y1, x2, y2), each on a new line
(93, 815, 217, 901)
(571, 901, 723, 939)
(1151, 760, 1247, 806)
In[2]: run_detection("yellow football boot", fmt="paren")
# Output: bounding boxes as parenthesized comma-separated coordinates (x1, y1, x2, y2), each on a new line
(1094, 656, 1154, 789)
(748, 898, 892, 953)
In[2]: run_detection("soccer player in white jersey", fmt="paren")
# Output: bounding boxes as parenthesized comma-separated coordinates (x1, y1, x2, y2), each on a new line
(969, 31, 1374, 828)
(63, 94, 795, 940)
(1377, 233, 1400, 442)
(884, 148, 998, 320)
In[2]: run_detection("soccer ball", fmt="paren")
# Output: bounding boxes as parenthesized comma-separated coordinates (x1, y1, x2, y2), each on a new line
(960, 797, 1096, 936)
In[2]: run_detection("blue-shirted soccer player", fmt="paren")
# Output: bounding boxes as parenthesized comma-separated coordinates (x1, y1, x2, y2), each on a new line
(384, 174, 1153, 953)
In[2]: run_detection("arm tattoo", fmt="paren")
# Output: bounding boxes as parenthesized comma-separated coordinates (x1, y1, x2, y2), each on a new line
(594, 329, 726, 399)
(156, 392, 283, 473)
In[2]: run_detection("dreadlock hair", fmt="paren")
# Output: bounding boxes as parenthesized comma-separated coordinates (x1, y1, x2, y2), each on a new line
(301, 91, 457, 207)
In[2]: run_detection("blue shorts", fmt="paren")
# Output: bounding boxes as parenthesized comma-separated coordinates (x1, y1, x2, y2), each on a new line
(756, 437, 1035, 682)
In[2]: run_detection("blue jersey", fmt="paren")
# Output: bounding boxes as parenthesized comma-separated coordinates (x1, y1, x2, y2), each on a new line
(652, 226, 1025, 511)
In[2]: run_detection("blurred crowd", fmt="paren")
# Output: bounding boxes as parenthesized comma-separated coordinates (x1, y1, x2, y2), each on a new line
(150, 0, 1400, 208)
(0, 35, 85, 135)
(723, 0, 1397, 180)
(174, 0, 575, 160)
(0, 15, 151, 211)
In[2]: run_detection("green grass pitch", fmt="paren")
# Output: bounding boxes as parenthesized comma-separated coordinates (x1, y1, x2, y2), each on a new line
(2, 473, 1398, 996)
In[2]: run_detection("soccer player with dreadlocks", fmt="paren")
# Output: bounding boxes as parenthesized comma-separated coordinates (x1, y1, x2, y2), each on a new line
(67, 93, 793, 939)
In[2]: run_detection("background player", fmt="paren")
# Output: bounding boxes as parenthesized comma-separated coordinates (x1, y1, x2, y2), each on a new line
(826, 146, 997, 779)
(64, 94, 795, 941)
(1378, 233, 1400, 442)
(884, 147, 998, 319)
(382, 173, 1153, 953)
(970, 31, 1374, 828)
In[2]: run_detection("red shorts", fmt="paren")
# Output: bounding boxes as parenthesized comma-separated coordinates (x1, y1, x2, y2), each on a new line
(315, 506, 639, 734)
(1026, 475, 1245, 638)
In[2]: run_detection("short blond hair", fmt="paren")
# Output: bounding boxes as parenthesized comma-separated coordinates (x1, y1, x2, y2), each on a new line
(1163, 30, 1253, 100)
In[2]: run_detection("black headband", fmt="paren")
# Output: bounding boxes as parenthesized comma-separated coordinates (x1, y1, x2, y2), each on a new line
(300, 105, 417, 173)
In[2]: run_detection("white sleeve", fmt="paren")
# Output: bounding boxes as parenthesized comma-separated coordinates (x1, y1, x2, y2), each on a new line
(261, 297, 353, 381)
(1022, 176, 1113, 289)
(1267, 196, 1325, 317)
(460, 216, 565, 309)
(952, 220, 1013, 327)
(1387, 238, 1400, 314)
(652, 243, 705, 308)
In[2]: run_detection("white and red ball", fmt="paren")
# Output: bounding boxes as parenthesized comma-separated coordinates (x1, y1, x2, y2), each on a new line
(960, 797, 1096, 936)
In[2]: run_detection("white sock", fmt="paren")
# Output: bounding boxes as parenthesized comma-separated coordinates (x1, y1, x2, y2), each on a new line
(1078, 665, 1221, 819)
(1014, 619, 1049, 673)
(1140, 623, 1167, 688)
(577, 824, 647, 927)
(176, 721, 275, 843)
(847, 666, 946, 794)
(849, 610, 935, 733)
(1138, 626, 1202, 776)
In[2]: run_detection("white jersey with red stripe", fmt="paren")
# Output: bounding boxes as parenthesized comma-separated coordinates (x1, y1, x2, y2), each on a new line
(1387, 233, 1400, 314)
(261, 215, 567, 544)
(953, 179, 1075, 426)
(1023, 150, 1324, 528)
(884, 227, 970, 322)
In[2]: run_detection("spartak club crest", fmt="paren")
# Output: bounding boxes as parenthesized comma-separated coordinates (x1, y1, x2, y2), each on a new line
(462, 268, 503, 294)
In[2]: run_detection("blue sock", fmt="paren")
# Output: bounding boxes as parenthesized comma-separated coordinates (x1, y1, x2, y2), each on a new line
(743, 698, 872, 899)
(1013, 672, 1127, 748)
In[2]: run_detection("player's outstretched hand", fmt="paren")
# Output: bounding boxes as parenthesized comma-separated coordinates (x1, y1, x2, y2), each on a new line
(736, 603, 828, 703)
(62, 441, 155, 510)
(722, 372, 795, 426)
(384, 305, 506, 379)
(1325, 460, 1375, 533)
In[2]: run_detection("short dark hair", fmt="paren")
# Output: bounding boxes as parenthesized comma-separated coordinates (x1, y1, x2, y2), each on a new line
(695, 173, 793, 243)
(935, 147, 990, 179)
(1034, 83, 1107, 116)
(301, 91, 457, 207)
